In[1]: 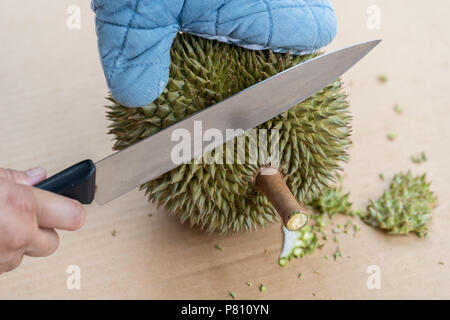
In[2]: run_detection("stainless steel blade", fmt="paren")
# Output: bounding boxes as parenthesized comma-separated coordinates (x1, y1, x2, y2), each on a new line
(95, 39, 381, 205)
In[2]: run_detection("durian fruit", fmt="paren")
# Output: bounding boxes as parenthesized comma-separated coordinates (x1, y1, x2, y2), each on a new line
(106, 33, 351, 233)
(359, 171, 437, 238)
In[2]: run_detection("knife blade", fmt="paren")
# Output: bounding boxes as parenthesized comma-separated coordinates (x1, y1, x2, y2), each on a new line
(36, 39, 381, 205)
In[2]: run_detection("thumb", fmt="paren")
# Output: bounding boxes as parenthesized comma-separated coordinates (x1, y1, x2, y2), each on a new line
(0, 166, 47, 186)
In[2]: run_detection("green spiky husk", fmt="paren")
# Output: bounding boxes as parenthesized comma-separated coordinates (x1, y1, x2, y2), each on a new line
(360, 171, 437, 237)
(310, 186, 354, 218)
(106, 33, 352, 233)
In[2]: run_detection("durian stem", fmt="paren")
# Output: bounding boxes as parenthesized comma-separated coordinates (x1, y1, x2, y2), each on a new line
(256, 168, 308, 231)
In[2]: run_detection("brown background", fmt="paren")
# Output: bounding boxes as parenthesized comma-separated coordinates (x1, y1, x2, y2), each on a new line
(0, 0, 449, 299)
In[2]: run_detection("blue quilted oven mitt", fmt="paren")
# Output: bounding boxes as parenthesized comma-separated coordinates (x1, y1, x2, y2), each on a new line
(92, 0, 337, 107)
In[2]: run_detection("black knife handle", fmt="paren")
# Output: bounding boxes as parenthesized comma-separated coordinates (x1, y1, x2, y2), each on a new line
(36, 160, 96, 204)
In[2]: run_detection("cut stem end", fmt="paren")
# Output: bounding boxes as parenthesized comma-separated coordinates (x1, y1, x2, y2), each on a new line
(286, 212, 308, 231)
(256, 168, 309, 231)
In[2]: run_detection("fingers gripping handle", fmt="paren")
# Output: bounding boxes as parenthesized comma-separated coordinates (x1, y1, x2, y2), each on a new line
(36, 160, 96, 204)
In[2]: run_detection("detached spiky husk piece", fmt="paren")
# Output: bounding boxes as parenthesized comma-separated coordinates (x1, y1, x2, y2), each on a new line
(310, 186, 354, 218)
(360, 172, 437, 237)
(106, 33, 351, 233)
(307, 186, 355, 229)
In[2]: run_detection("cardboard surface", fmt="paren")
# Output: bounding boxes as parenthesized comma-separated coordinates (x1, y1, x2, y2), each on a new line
(0, 0, 449, 299)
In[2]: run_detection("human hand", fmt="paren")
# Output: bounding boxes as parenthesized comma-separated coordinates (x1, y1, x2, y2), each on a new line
(0, 167, 86, 274)
(92, 0, 337, 107)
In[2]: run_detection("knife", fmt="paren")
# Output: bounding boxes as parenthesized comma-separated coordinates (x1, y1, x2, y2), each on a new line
(36, 40, 380, 205)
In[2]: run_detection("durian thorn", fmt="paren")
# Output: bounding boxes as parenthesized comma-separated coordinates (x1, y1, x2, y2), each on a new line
(256, 168, 309, 231)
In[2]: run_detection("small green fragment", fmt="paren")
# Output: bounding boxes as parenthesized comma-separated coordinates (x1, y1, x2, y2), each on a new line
(297, 273, 303, 279)
(312, 293, 316, 297)
(313, 270, 320, 275)
(411, 155, 420, 164)
(333, 236, 339, 243)
(229, 292, 236, 300)
(378, 74, 388, 83)
(411, 152, 428, 164)
(259, 284, 267, 293)
(278, 257, 288, 267)
(215, 244, 222, 251)
(387, 132, 398, 141)
(247, 281, 253, 287)
(379, 173, 385, 181)
(438, 261, 444, 265)
(421, 152, 428, 161)
(148, 213, 153, 217)
(111, 229, 117, 237)
(393, 105, 403, 114)
(333, 246, 343, 261)
(353, 224, 361, 236)
(324, 254, 330, 260)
